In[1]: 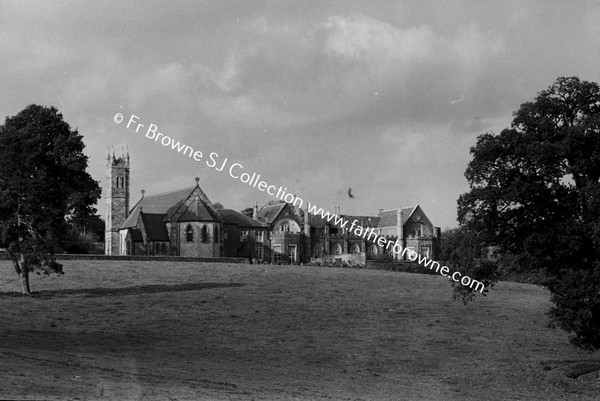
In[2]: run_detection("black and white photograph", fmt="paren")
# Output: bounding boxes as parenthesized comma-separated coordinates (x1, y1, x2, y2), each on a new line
(0, 1, 599, 400)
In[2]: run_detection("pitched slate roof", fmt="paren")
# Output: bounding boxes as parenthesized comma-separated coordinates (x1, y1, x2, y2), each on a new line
(341, 215, 380, 229)
(120, 187, 195, 229)
(378, 210, 398, 227)
(177, 195, 221, 222)
(376, 207, 417, 228)
(256, 203, 286, 224)
(220, 209, 267, 228)
(140, 213, 170, 241)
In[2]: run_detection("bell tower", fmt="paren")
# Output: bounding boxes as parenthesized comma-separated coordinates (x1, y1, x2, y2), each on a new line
(105, 147, 130, 255)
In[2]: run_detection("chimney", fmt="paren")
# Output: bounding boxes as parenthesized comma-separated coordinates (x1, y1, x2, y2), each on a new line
(396, 208, 403, 243)
(253, 202, 259, 219)
(293, 195, 301, 217)
(304, 203, 311, 238)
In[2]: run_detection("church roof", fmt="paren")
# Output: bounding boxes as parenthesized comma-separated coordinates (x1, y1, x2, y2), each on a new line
(220, 209, 267, 228)
(121, 187, 195, 229)
(176, 195, 221, 222)
(256, 203, 287, 224)
(140, 213, 170, 241)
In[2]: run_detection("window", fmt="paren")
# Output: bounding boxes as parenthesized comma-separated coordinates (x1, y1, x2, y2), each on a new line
(115, 177, 119, 188)
(154, 242, 159, 254)
(240, 230, 249, 242)
(161, 243, 167, 254)
(350, 243, 360, 254)
(273, 244, 282, 263)
(313, 243, 323, 257)
(280, 221, 290, 233)
(214, 226, 219, 242)
(201, 225, 209, 243)
(256, 230, 264, 243)
(186, 225, 194, 242)
(255, 246, 263, 261)
(288, 245, 297, 262)
(333, 243, 342, 255)
(388, 248, 395, 260)
(120, 177, 124, 188)
(367, 244, 378, 259)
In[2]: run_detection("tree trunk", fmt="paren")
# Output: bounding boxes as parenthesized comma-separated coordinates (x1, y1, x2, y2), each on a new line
(19, 253, 31, 295)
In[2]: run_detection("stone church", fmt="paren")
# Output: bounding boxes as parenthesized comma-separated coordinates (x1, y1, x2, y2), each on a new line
(105, 151, 441, 263)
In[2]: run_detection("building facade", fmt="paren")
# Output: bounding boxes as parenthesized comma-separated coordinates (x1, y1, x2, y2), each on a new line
(105, 151, 440, 261)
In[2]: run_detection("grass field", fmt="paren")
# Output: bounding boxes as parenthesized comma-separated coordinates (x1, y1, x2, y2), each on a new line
(0, 260, 598, 400)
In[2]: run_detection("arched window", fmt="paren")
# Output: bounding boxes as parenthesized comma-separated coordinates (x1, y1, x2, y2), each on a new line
(201, 225, 208, 243)
(313, 243, 323, 257)
(351, 243, 360, 254)
(367, 244, 378, 259)
(333, 243, 342, 255)
(186, 225, 194, 242)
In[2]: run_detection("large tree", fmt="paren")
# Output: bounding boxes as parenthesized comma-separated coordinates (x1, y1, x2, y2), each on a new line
(457, 77, 600, 350)
(0, 105, 101, 294)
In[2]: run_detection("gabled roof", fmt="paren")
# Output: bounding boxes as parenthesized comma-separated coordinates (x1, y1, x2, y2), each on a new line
(164, 185, 222, 223)
(256, 203, 287, 224)
(403, 205, 433, 228)
(177, 195, 221, 222)
(220, 209, 267, 228)
(121, 187, 195, 229)
(401, 206, 417, 223)
(140, 213, 169, 241)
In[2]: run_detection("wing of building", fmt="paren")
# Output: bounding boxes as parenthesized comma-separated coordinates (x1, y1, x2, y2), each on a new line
(105, 151, 440, 262)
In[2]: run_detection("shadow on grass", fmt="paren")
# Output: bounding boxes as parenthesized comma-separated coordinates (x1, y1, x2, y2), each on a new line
(0, 282, 245, 299)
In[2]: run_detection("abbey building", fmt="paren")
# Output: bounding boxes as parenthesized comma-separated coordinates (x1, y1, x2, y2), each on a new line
(105, 151, 441, 262)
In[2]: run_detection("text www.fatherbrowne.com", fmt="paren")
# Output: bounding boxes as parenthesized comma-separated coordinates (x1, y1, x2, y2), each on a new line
(114, 112, 485, 293)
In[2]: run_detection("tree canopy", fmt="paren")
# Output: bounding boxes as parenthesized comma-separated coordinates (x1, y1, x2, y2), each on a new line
(0, 104, 101, 293)
(457, 77, 600, 350)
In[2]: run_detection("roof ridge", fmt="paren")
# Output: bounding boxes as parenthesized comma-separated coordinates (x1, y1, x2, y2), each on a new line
(142, 186, 195, 199)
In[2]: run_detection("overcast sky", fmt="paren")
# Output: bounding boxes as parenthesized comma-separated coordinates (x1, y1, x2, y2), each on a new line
(1, 0, 599, 228)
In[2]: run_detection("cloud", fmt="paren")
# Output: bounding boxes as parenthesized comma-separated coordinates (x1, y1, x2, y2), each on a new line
(1, 1, 599, 229)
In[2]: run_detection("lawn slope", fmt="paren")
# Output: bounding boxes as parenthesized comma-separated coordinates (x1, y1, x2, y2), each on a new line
(0, 260, 598, 400)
